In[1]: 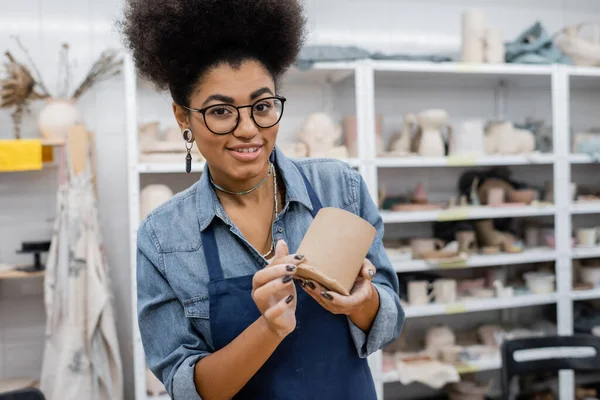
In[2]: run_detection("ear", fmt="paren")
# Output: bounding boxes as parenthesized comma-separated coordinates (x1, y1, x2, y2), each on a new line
(172, 102, 190, 131)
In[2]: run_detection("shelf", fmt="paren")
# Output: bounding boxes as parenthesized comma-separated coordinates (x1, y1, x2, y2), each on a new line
(571, 202, 600, 215)
(569, 154, 600, 164)
(572, 246, 600, 259)
(372, 61, 552, 89)
(0, 269, 44, 280)
(381, 205, 556, 224)
(392, 247, 556, 273)
(571, 288, 600, 301)
(403, 293, 558, 318)
(381, 356, 501, 384)
(376, 154, 555, 168)
(568, 66, 600, 90)
(283, 63, 357, 85)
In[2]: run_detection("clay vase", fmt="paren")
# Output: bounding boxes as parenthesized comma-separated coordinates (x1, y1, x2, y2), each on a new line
(416, 109, 448, 157)
(389, 113, 416, 155)
(456, 230, 478, 254)
(474, 219, 519, 253)
(412, 182, 428, 204)
(477, 178, 514, 205)
(140, 184, 174, 220)
(38, 98, 84, 141)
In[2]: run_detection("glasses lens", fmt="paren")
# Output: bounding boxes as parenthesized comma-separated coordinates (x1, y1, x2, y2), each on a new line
(204, 104, 239, 134)
(253, 98, 283, 128)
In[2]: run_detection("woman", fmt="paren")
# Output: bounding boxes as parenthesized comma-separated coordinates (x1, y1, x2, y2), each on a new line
(119, 1, 404, 399)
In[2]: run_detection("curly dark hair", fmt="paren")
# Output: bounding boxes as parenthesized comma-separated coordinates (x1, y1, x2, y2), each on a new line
(118, 0, 306, 106)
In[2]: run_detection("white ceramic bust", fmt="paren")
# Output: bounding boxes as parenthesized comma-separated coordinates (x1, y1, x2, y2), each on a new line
(298, 112, 348, 158)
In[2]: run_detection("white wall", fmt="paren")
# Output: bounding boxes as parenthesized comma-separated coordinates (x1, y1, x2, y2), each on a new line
(1, 0, 600, 398)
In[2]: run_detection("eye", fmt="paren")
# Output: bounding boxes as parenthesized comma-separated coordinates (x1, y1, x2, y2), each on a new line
(209, 107, 233, 117)
(254, 100, 273, 113)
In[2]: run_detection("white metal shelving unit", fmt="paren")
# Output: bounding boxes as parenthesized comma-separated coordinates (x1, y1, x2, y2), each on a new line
(126, 55, 600, 400)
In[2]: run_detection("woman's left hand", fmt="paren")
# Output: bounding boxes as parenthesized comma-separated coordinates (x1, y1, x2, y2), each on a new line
(300, 259, 376, 315)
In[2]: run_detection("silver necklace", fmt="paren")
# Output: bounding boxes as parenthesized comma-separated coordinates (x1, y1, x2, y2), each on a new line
(261, 166, 278, 258)
(210, 163, 273, 195)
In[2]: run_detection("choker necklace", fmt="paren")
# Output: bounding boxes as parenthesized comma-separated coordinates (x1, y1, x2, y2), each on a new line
(210, 163, 273, 196)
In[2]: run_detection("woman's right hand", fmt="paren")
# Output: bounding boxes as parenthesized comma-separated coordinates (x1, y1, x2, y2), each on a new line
(251, 240, 303, 338)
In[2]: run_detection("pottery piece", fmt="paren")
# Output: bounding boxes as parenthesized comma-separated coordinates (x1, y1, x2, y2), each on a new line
(471, 287, 495, 299)
(448, 119, 485, 156)
(391, 203, 443, 212)
(299, 112, 348, 158)
(412, 182, 428, 204)
(278, 141, 309, 158)
(477, 178, 514, 205)
(576, 228, 600, 247)
(410, 238, 445, 259)
(485, 121, 536, 155)
(493, 280, 514, 298)
(461, 9, 486, 63)
(433, 279, 458, 304)
(389, 113, 416, 155)
(523, 272, 555, 294)
(485, 28, 505, 63)
(580, 266, 600, 286)
(295, 207, 376, 296)
(140, 185, 174, 221)
(441, 345, 464, 364)
(408, 281, 434, 305)
(507, 189, 537, 204)
(474, 219, 520, 253)
(38, 99, 84, 141)
(456, 231, 478, 254)
(487, 187, 505, 206)
(416, 109, 448, 157)
(425, 325, 456, 359)
(481, 245, 500, 254)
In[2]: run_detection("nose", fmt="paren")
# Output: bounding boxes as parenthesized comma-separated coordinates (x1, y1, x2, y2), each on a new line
(232, 107, 258, 139)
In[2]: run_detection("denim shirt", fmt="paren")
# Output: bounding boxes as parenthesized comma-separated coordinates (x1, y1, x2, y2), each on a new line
(136, 147, 405, 400)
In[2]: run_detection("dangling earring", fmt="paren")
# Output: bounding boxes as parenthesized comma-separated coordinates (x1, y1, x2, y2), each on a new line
(182, 128, 194, 173)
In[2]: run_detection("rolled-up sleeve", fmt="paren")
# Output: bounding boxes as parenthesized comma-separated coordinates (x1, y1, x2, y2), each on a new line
(347, 171, 405, 358)
(137, 220, 211, 400)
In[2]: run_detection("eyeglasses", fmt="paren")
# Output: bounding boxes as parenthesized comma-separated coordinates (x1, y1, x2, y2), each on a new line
(181, 96, 286, 135)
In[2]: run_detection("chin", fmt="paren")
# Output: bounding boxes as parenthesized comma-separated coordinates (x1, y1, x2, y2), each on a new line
(227, 157, 269, 181)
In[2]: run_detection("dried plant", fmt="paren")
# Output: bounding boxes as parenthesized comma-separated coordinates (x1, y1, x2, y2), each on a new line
(1, 36, 123, 139)
(71, 49, 123, 101)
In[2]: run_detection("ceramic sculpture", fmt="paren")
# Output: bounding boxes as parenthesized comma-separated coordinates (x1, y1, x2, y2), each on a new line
(416, 109, 448, 157)
(448, 119, 485, 156)
(485, 121, 535, 155)
(38, 99, 84, 141)
(461, 9, 486, 63)
(389, 113, 416, 155)
(298, 112, 348, 158)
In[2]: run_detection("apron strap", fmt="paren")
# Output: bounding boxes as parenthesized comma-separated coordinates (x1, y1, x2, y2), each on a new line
(201, 229, 225, 281)
(297, 167, 323, 218)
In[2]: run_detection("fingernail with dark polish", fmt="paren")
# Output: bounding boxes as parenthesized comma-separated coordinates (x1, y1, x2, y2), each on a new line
(282, 275, 293, 284)
(294, 254, 304, 260)
(321, 291, 333, 301)
(285, 295, 294, 304)
(286, 264, 296, 272)
(300, 279, 307, 288)
(306, 280, 316, 290)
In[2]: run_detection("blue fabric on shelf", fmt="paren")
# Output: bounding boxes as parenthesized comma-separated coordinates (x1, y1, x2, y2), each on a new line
(295, 45, 453, 70)
(505, 21, 572, 64)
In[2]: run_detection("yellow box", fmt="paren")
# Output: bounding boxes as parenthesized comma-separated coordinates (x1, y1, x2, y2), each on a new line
(0, 139, 43, 172)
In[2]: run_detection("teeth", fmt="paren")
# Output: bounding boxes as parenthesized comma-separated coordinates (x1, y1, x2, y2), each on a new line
(236, 147, 257, 153)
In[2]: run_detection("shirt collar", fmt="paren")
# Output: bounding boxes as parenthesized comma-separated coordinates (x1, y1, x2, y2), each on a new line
(196, 146, 313, 232)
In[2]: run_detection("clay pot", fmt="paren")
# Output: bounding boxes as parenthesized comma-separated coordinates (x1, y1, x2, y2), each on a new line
(456, 231, 478, 254)
(416, 109, 448, 157)
(474, 219, 520, 253)
(477, 178, 513, 205)
(508, 189, 537, 204)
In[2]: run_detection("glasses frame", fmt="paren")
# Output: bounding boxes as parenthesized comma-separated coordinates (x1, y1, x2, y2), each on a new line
(180, 95, 287, 135)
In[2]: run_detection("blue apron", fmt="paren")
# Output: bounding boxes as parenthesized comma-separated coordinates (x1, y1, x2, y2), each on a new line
(201, 167, 377, 399)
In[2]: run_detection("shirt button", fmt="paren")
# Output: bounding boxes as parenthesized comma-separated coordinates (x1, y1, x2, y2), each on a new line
(277, 227, 284, 233)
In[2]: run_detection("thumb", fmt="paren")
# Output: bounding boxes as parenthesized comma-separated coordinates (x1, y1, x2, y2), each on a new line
(274, 239, 289, 259)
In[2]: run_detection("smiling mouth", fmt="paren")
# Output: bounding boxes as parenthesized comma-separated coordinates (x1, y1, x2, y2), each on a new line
(231, 147, 260, 153)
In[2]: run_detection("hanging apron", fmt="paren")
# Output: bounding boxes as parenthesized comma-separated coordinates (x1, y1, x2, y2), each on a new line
(201, 167, 377, 399)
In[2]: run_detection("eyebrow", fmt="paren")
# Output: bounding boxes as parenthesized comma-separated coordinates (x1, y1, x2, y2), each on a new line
(250, 87, 274, 100)
(200, 87, 274, 108)
(201, 94, 235, 107)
